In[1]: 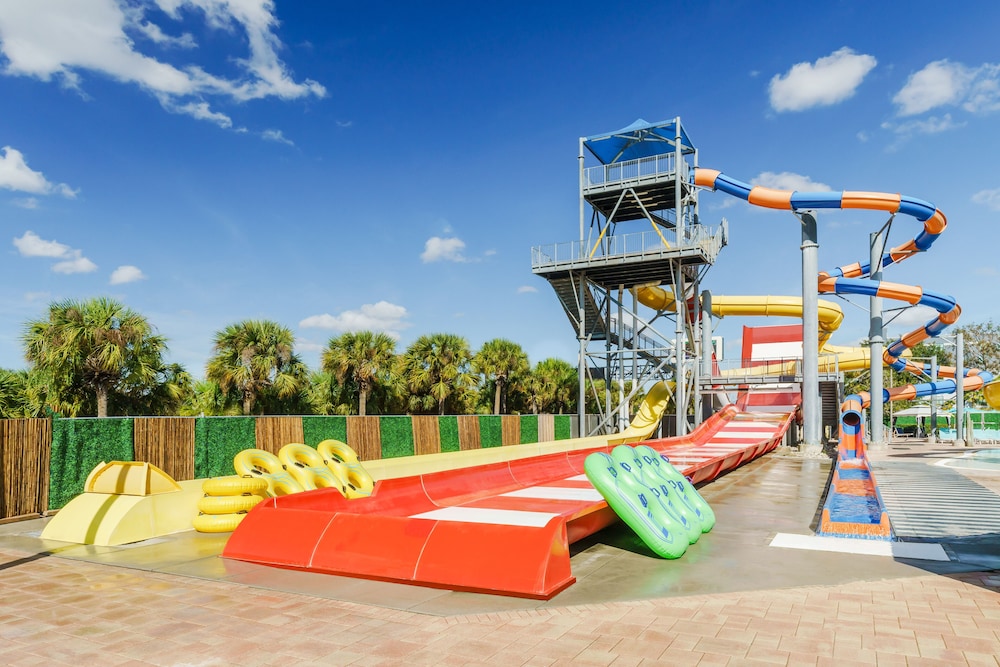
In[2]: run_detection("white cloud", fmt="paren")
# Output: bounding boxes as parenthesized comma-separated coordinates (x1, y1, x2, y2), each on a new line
(293, 337, 324, 353)
(881, 114, 965, 141)
(109, 265, 146, 284)
(130, 13, 196, 49)
(163, 99, 233, 128)
(13, 197, 38, 208)
(24, 291, 50, 302)
(13, 230, 71, 257)
(893, 60, 973, 116)
(752, 171, 831, 192)
(421, 236, 468, 263)
(769, 47, 876, 112)
(973, 188, 1000, 211)
(52, 250, 97, 274)
(299, 301, 411, 339)
(517, 285, 538, 294)
(261, 128, 293, 145)
(964, 65, 1000, 113)
(0, 0, 327, 127)
(894, 60, 1000, 116)
(0, 146, 77, 196)
(13, 230, 97, 273)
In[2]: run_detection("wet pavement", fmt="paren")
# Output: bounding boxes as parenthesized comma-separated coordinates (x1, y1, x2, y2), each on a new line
(1, 439, 999, 664)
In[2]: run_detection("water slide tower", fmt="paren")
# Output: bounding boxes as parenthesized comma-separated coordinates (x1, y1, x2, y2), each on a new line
(531, 118, 727, 436)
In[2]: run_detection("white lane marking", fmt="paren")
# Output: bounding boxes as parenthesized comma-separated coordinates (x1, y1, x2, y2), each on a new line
(409, 506, 559, 527)
(769, 533, 949, 561)
(501, 486, 604, 502)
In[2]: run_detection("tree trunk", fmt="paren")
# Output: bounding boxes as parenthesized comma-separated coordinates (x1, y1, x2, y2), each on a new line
(493, 382, 501, 415)
(243, 392, 253, 416)
(359, 389, 368, 417)
(96, 387, 109, 418)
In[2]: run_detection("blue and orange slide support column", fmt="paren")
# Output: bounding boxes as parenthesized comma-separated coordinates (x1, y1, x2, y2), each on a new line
(694, 168, 995, 538)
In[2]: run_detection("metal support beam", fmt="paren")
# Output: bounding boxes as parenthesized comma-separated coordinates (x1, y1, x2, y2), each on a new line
(869, 231, 886, 450)
(701, 290, 714, 422)
(799, 211, 821, 452)
(956, 332, 965, 447)
(673, 262, 686, 436)
(577, 275, 587, 437)
(692, 285, 702, 426)
(928, 356, 938, 443)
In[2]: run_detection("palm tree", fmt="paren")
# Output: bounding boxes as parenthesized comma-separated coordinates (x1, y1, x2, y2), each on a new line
(22, 297, 169, 417)
(0, 369, 26, 417)
(533, 358, 577, 414)
(180, 379, 240, 416)
(473, 339, 529, 414)
(321, 331, 396, 416)
(206, 319, 307, 415)
(113, 362, 193, 415)
(398, 333, 474, 415)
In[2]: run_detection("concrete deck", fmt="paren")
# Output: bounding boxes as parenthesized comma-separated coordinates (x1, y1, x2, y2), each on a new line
(2, 439, 999, 664)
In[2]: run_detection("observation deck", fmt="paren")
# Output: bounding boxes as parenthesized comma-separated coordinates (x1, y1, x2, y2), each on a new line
(530, 223, 726, 289)
(582, 153, 690, 224)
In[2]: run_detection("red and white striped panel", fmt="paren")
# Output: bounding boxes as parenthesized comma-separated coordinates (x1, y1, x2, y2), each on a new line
(742, 388, 800, 415)
(408, 418, 785, 527)
(409, 475, 602, 526)
(661, 419, 782, 467)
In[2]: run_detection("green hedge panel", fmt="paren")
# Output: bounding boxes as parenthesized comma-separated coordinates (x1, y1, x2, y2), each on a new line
(49, 418, 134, 510)
(554, 415, 571, 440)
(194, 417, 256, 479)
(439, 416, 459, 453)
(302, 416, 348, 446)
(478, 416, 502, 448)
(519, 415, 538, 445)
(379, 416, 414, 459)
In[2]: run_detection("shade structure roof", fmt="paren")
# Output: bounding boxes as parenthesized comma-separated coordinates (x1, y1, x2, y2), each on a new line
(584, 118, 695, 165)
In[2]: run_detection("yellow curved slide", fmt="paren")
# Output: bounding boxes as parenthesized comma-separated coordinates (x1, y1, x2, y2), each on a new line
(634, 285, 904, 375)
(635, 286, 844, 350)
(609, 380, 674, 444)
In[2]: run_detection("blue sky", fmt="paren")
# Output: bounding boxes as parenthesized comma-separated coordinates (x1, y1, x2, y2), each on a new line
(2, 1, 1000, 376)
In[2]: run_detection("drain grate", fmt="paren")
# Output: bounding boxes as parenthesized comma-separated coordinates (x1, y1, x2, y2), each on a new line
(869, 460, 1000, 539)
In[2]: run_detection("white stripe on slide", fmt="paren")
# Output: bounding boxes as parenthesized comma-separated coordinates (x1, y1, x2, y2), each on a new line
(501, 486, 604, 502)
(567, 474, 590, 482)
(714, 431, 775, 438)
(410, 507, 559, 527)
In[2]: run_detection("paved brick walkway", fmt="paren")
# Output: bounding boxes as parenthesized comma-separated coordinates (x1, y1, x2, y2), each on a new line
(2, 546, 999, 665)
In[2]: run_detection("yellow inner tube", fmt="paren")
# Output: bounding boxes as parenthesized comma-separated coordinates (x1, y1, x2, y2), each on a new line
(278, 443, 348, 495)
(233, 448, 304, 497)
(317, 439, 374, 498)
(193, 513, 246, 533)
(197, 494, 262, 515)
(201, 476, 268, 497)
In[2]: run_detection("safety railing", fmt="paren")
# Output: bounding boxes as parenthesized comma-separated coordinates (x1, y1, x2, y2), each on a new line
(583, 153, 685, 190)
(706, 353, 842, 384)
(531, 222, 727, 269)
(608, 316, 662, 352)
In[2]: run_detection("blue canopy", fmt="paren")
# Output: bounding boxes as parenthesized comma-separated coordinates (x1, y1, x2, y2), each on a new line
(584, 118, 695, 165)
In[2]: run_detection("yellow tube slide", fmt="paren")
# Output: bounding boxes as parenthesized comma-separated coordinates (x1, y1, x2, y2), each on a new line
(634, 285, 904, 375)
